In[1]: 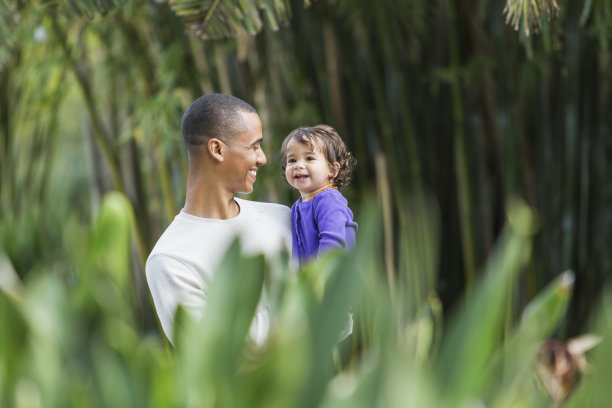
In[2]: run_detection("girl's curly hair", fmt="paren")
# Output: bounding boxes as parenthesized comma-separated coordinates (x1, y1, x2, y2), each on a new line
(280, 124, 356, 189)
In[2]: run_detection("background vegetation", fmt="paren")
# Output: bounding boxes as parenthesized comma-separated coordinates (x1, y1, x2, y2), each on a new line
(0, 0, 611, 406)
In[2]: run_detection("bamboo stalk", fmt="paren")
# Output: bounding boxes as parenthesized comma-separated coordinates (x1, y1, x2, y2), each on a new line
(51, 18, 125, 195)
(0, 56, 16, 215)
(188, 31, 214, 94)
(216, 52, 233, 94)
(561, 21, 579, 271)
(322, 18, 346, 136)
(115, 15, 178, 227)
(154, 138, 178, 223)
(375, 151, 396, 298)
(50, 17, 151, 279)
(446, 0, 477, 291)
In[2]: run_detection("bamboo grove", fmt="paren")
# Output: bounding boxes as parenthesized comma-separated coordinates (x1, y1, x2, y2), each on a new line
(1, 0, 611, 376)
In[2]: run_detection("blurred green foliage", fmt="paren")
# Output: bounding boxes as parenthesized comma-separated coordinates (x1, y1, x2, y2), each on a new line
(1, 0, 609, 337)
(0, 0, 611, 405)
(1, 193, 609, 407)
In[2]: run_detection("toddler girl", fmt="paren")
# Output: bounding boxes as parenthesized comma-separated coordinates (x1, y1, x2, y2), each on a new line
(280, 124, 358, 266)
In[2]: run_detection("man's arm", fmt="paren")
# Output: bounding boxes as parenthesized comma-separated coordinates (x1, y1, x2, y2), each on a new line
(146, 254, 207, 344)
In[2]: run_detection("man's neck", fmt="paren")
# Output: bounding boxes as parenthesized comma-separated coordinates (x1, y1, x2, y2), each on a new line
(184, 176, 240, 220)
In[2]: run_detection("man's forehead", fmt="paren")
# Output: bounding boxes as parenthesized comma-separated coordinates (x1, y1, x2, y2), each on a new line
(229, 112, 262, 141)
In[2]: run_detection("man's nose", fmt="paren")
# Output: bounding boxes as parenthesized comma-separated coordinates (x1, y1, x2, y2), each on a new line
(257, 149, 267, 166)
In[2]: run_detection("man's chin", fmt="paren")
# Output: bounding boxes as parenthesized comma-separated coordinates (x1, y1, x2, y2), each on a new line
(234, 186, 254, 195)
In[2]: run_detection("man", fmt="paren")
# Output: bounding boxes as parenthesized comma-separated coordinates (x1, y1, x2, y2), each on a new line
(146, 94, 292, 345)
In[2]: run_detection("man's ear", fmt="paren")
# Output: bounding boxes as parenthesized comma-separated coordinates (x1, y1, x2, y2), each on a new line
(208, 138, 224, 162)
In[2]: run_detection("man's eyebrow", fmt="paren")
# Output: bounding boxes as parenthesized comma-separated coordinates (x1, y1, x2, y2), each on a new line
(250, 138, 263, 146)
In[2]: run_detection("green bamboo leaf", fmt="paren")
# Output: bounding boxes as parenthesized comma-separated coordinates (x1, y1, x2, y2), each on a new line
(396, 193, 440, 322)
(434, 199, 536, 404)
(564, 292, 612, 407)
(40, 0, 126, 17)
(168, 0, 306, 39)
(240, 281, 312, 407)
(20, 275, 76, 407)
(503, 0, 560, 37)
(174, 239, 265, 406)
(90, 192, 134, 294)
(482, 271, 574, 405)
(519, 271, 574, 334)
(0, 287, 28, 407)
(298, 205, 380, 408)
(91, 343, 136, 406)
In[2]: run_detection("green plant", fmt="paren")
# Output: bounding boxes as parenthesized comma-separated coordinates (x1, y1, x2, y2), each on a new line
(1, 193, 605, 407)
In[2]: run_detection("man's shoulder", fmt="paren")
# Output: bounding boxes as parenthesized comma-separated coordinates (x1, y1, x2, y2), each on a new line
(236, 197, 291, 216)
(235, 197, 292, 242)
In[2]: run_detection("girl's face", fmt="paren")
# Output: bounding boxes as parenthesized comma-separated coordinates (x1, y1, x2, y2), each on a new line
(284, 138, 338, 201)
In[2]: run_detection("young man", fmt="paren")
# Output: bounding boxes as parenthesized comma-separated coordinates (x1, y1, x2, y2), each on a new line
(146, 94, 292, 345)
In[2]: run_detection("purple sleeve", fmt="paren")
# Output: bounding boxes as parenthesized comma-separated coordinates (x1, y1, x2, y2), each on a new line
(313, 193, 351, 256)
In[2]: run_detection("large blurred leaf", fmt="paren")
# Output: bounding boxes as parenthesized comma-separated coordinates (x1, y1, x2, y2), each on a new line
(89, 191, 134, 293)
(174, 239, 265, 406)
(297, 205, 380, 408)
(486, 270, 575, 406)
(434, 199, 536, 405)
(564, 291, 612, 407)
(240, 277, 312, 407)
(0, 287, 28, 407)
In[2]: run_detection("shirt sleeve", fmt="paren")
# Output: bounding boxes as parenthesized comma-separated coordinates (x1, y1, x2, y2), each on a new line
(146, 254, 207, 345)
(313, 193, 351, 257)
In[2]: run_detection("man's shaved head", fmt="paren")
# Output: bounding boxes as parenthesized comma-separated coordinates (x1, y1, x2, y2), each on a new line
(181, 94, 257, 148)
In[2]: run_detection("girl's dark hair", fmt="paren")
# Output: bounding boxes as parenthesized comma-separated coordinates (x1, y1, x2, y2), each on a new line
(280, 124, 356, 188)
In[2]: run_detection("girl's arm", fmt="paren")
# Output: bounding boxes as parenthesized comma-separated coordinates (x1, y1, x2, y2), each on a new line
(312, 192, 356, 257)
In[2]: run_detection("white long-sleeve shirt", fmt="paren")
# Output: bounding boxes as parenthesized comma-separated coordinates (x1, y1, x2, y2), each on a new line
(146, 198, 292, 345)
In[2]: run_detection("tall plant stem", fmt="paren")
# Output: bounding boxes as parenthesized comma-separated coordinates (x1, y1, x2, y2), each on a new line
(115, 14, 177, 224)
(446, 0, 476, 290)
(0, 53, 18, 215)
(322, 18, 346, 136)
(375, 152, 396, 298)
(155, 139, 178, 222)
(51, 18, 124, 194)
(50, 18, 148, 271)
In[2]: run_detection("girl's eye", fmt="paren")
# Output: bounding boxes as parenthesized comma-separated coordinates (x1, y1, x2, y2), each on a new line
(307, 156, 315, 161)
(288, 158, 296, 163)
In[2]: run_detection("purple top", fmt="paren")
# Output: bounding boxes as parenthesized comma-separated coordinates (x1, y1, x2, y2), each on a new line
(291, 188, 358, 266)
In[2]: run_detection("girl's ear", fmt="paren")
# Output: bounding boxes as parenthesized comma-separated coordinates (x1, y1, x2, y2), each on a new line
(331, 161, 340, 178)
(208, 138, 224, 162)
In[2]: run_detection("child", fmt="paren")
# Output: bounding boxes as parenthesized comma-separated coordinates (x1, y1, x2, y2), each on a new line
(280, 124, 358, 266)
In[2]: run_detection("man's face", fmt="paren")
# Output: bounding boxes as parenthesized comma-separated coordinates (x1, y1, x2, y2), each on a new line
(221, 111, 266, 194)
